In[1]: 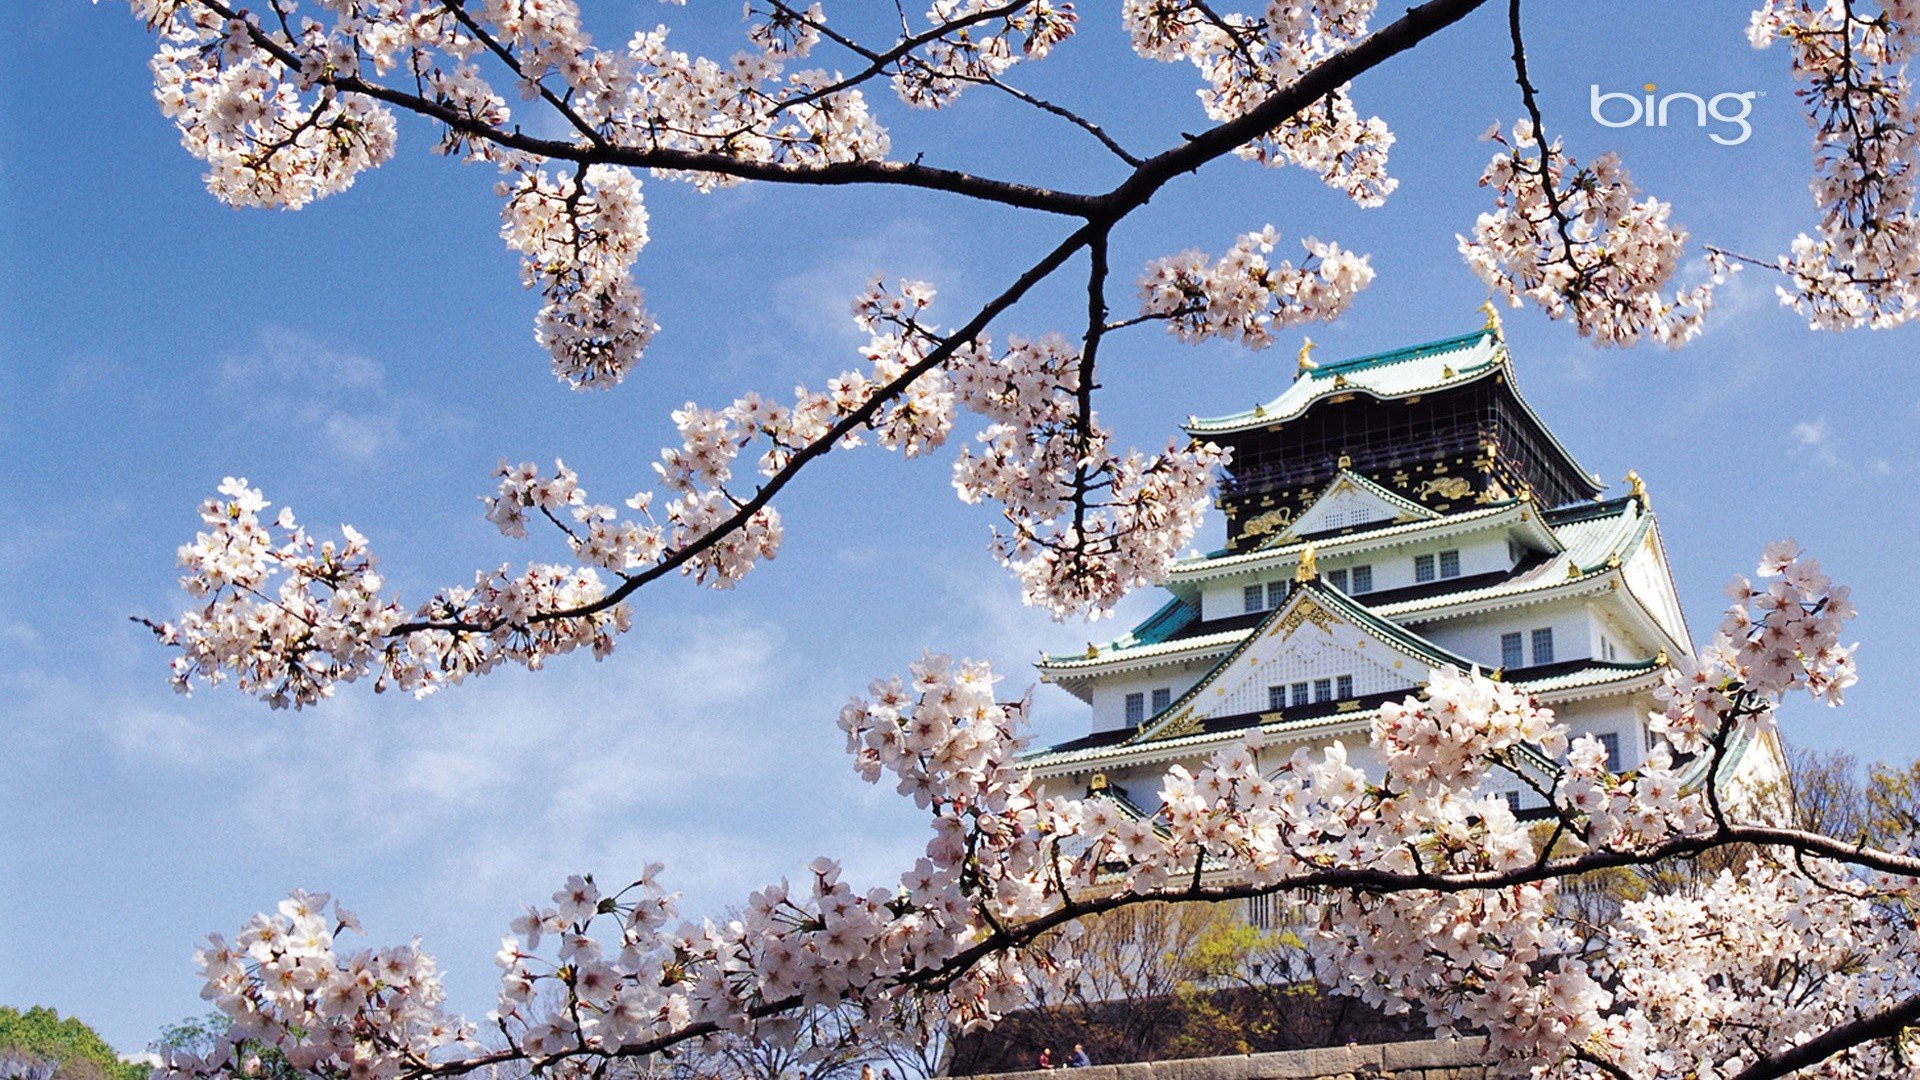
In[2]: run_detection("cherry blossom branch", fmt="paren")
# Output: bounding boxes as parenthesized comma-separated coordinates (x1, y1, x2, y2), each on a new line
(1731, 992, 1920, 1079)
(1503, 0, 1583, 282)
(966, 74, 1145, 167)
(145, 0, 1475, 702)
(391, 219, 1102, 638)
(172, 0, 1100, 217)
(433, 0, 606, 150)
(1458, 0, 1720, 345)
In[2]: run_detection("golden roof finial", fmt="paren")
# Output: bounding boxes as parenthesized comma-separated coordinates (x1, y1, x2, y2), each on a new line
(1625, 469, 1649, 508)
(1295, 542, 1319, 583)
(1655, 648, 1669, 667)
(1084, 642, 1099, 659)
(1481, 298, 1504, 338)
(1297, 337, 1319, 374)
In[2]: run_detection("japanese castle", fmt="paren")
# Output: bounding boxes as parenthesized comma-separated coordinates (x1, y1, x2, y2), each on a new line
(1021, 312, 1781, 836)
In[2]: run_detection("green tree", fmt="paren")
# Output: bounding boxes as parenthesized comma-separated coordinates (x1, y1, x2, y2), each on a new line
(150, 1015, 295, 1080)
(0, 1007, 146, 1080)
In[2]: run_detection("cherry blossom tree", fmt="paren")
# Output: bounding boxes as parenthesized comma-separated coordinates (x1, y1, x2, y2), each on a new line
(117, 0, 1920, 1075)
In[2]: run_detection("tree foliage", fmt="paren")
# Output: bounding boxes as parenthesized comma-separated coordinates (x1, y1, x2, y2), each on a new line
(0, 1007, 145, 1080)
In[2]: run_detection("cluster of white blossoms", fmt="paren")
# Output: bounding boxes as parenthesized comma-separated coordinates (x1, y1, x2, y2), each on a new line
(1121, 0, 1397, 205)
(141, 3, 400, 210)
(1610, 858, 1920, 1077)
(157, 472, 633, 708)
(173, 891, 470, 1079)
(167, 547, 1917, 1079)
(1460, 121, 1720, 347)
(949, 331, 1226, 619)
(890, 1, 1080, 108)
(1750, 1, 1920, 329)
(1137, 225, 1376, 348)
(155, 478, 407, 709)
(1652, 537, 1857, 756)
(500, 166, 658, 390)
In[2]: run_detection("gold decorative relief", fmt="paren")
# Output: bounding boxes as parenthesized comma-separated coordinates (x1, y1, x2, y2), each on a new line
(1272, 594, 1336, 639)
(1415, 476, 1472, 500)
(1147, 709, 1203, 741)
(1241, 506, 1293, 538)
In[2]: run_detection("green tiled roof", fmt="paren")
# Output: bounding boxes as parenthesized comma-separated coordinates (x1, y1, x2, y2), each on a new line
(1166, 503, 1530, 583)
(1131, 596, 1200, 647)
(1185, 329, 1501, 435)
(1515, 658, 1662, 695)
(1312, 581, 1480, 671)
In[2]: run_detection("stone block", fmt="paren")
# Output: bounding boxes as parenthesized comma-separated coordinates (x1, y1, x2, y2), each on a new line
(1243, 1050, 1323, 1080)
(1379, 1038, 1486, 1071)
(1298, 1045, 1384, 1076)
(1151, 1054, 1251, 1080)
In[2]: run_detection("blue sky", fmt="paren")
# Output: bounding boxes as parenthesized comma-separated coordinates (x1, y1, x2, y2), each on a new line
(3, 0, 1918, 1055)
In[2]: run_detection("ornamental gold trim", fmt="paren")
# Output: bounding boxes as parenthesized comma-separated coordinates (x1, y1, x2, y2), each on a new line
(1272, 594, 1335, 639)
(1147, 708, 1203, 741)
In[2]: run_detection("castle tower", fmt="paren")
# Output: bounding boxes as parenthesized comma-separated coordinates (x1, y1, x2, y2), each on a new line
(1021, 321, 1780, 897)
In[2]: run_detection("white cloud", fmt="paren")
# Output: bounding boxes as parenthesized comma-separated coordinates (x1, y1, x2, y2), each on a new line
(217, 328, 461, 466)
(87, 607, 924, 905)
(719, 219, 957, 377)
(1789, 416, 1846, 471)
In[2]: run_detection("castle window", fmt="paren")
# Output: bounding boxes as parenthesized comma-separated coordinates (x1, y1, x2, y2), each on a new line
(1414, 553, 1436, 582)
(1598, 732, 1622, 772)
(1246, 893, 1274, 930)
(1439, 549, 1461, 578)
(1601, 637, 1618, 662)
(1151, 687, 1172, 713)
(1350, 565, 1373, 593)
(1503, 791, 1522, 813)
(1290, 682, 1309, 707)
(1243, 584, 1264, 614)
(1531, 627, 1556, 665)
(1267, 685, 1285, 711)
(1267, 581, 1287, 608)
(1326, 568, 1348, 592)
(1501, 632, 1524, 670)
(1336, 674, 1354, 699)
(1313, 678, 1333, 703)
(1124, 692, 1145, 726)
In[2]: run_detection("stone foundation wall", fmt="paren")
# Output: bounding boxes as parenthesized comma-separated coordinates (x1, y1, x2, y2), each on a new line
(953, 1039, 1488, 1080)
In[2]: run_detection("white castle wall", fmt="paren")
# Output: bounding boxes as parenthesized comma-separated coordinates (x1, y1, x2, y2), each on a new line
(1196, 532, 1521, 622)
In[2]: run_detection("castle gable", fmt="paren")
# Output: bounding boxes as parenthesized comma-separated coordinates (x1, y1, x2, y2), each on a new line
(1277, 470, 1439, 542)
(1132, 585, 1470, 743)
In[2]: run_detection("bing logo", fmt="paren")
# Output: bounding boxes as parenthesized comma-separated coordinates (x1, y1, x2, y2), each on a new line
(1590, 83, 1758, 146)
